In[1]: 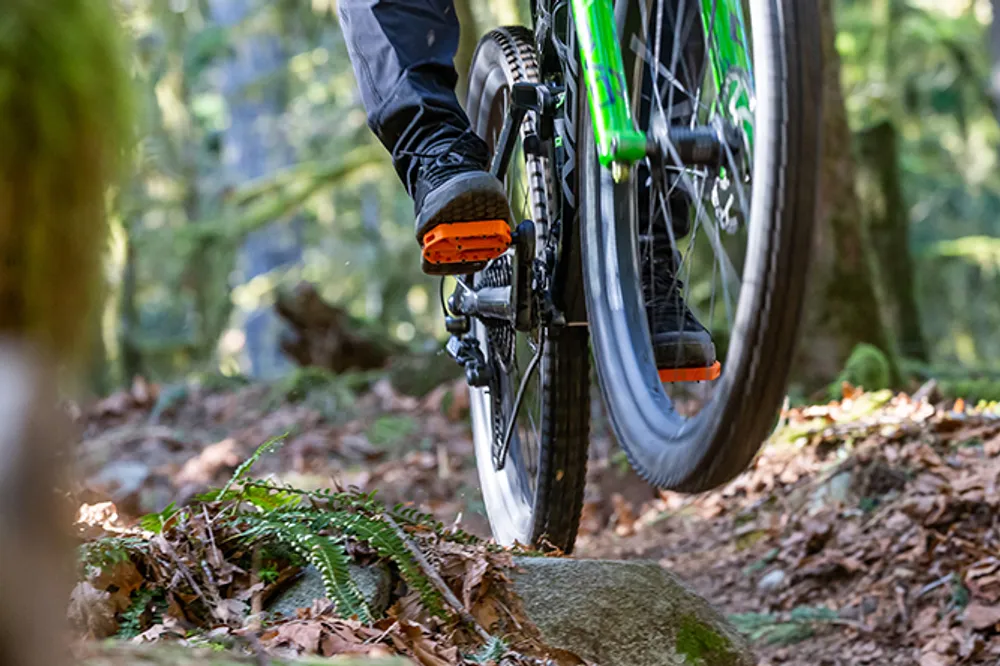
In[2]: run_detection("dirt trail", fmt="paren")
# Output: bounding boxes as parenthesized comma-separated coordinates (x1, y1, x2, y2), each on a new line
(74, 376, 1000, 664)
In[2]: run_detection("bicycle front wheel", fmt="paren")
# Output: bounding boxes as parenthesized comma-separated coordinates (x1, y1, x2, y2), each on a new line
(579, 0, 822, 491)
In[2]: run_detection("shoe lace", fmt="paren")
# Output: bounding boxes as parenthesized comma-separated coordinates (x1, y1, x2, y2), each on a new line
(394, 127, 484, 166)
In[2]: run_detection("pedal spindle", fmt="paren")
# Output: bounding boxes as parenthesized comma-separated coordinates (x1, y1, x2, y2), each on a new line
(648, 121, 742, 169)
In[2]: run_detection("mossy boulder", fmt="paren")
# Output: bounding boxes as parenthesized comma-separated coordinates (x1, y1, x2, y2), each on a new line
(509, 558, 754, 666)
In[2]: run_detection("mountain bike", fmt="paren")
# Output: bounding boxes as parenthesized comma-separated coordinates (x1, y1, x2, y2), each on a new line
(441, 0, 822, 552)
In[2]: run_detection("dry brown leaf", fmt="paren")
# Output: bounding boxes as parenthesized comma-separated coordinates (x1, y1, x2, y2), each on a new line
(273, 620, 324, 653)
(92, 559, 144, 612)
(461, 556, 489, 609)
(67, 582, 118, 639)
(611, 493, 637, 537)
(211, 598, 248, 625)
(918, 651, 953, 666)
(175, 438, 241, 486)
(963, 602, 1000, 631)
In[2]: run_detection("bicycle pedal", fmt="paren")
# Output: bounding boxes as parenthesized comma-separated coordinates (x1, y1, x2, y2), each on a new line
(658, 361, 722, 383)
(421, 219, 512, 269)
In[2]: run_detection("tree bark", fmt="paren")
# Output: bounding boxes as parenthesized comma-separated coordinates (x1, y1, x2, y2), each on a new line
(454, 0, 482, 98)
(794, 0, 896, 389)
(856, 120, 927, 362)
(209, 0, 303, 380)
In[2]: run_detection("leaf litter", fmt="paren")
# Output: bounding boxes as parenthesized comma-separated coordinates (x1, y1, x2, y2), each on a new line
(71, 374, 999, 664)
(580, 387, 1000, 665)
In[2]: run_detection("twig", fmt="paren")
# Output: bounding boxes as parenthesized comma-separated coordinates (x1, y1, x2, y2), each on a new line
(363, 619, 399, 645)
(155, 535, 208, 603)
(382, 514, 491, 642)
(917, 572, 955, 598)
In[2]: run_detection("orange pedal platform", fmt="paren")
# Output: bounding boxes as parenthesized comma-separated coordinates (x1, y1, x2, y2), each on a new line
(421, 220, 511, 266)
(659, 361, 722, 383)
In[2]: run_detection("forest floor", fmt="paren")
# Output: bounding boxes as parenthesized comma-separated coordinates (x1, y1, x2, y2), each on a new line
(72, 372, 1000, 665)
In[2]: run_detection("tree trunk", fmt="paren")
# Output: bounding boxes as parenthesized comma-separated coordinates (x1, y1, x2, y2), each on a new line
(793, 0, 896, 389)
(454, 0, 481, 98)
(856, 120, 927, 362)
(209, 0, 303, 380)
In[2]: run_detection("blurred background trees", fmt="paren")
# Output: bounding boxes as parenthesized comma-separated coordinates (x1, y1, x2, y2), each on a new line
(92, 0, 1000, 397)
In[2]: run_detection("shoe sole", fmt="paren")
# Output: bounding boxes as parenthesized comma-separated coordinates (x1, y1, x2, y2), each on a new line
(652, 330, 720, 382)
(659, 361, 722, 383)
(416, 172, 512, 276)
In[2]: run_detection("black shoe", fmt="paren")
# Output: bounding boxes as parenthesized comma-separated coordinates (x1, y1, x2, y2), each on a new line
(404, 129, 512, 275)
(640, 227, 717, 371)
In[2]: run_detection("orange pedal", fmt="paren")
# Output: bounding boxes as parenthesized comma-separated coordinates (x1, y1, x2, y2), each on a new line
(658, 361, 722, 383)
(421, 219, 511, 266)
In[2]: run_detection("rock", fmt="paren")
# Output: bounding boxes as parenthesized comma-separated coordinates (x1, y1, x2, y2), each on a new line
(509, 558, 754, 666)
(267, 563, 393, 619)
(756, 569, 787, 594)
(809, 470, 853, 510)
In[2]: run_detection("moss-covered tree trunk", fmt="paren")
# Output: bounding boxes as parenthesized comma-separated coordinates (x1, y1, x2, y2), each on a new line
(454, 0, 482, 99)
(856, 120, 927, 362)
(0, 5, 133, 666)
(793, 0, 896, 390)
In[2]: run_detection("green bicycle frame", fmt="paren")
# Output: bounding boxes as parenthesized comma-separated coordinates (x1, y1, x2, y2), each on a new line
(571, 0, 754, 171)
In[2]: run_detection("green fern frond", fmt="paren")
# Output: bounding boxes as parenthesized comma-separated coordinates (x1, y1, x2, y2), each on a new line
(240, 507, 445, 619)
(215, 434, 288, 501)
(317, 511, 446, 618)
(390, 503, 481, 545)
(78, 536, 148, 572)
(246, 515, 372, 622)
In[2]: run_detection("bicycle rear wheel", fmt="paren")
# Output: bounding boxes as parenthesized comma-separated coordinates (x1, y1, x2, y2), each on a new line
(579, 0, 822, 491)
(466, 27, 590, 551)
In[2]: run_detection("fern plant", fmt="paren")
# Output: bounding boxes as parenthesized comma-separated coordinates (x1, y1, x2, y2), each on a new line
(81, 435, 493, 627)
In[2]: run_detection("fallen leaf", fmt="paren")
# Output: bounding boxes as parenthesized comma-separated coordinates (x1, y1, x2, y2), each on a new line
(67, 582, 118, 639)
(274, 620, 323, 653)
(964, 602, 1000, 631)
(211, 598, 248, 625)
(175, 438, 241, 486)
(461, 556, 489, 609)
(919, 651, 953, 666)
(92, 559, 144, 612)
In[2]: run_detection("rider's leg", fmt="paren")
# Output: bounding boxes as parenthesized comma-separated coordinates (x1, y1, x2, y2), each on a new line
(338, 0, 511, 275)
(638, 0, 717, 371)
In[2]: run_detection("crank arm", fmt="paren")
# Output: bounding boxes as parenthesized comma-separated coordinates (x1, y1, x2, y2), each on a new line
(490, 82, 562, 182)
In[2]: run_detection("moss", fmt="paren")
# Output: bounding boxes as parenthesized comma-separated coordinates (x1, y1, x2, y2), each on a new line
(675, 614, 733, 665)
(0, 0, 134, 364)
(829, 343, 892, 398)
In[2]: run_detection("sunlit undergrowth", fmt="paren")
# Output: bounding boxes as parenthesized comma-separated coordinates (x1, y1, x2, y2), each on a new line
(73, 435, 497, 640)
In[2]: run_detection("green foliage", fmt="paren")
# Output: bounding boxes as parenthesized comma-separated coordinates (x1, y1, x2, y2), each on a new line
(246, 517, 374, 622)
(729, 606, 840, 646)
(184, 441, 454, 622)
(116, 586, 164, 640)
(831, 343, 892, 397)
(139, 502, 180, 534)
(366, 415, 417, 448)
(215, 434, 288, 501)
(78, 536, 148, 572)
(468, 636, 508, 664)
